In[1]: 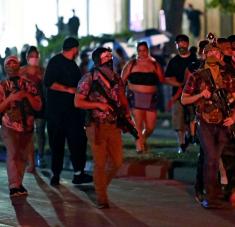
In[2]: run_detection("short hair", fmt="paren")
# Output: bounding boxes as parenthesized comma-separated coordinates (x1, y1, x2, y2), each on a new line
(189, 46, 197, 54)
(26, 46, 39, 57)
(227, 35, 235, 50)
(198, 40, 209, 55)
(137, 41, 149, 50)
(217, 37, 229, 44)
(217, 37, 232, 53)
(227, 35, 235, 43)
(175, 34, 189, 43)
(92, 47, 111, 66)
(63, 37, 79, 51)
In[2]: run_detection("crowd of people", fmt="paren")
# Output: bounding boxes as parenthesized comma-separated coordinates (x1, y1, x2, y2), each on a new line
(0, 32, 235, 210)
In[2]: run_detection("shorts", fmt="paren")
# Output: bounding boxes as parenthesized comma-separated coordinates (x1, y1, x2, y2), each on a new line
(172, 100, 185, 131)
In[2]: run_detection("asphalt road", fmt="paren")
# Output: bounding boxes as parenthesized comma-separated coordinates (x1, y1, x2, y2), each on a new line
(1, 162, 235, 227)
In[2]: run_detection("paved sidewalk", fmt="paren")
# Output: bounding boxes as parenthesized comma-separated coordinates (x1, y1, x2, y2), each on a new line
(1, 162, 235, 227)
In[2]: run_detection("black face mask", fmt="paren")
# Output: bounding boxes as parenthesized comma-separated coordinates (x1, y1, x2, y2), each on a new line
(178, 47, 188, 55)
(223, 55, 232, 63)
(102, 59, 113, 70)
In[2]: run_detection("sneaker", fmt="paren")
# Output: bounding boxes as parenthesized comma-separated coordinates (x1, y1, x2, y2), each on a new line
(177, 147, 183, 154)
(9, 188, 21, 197)
(18, 185, 28, 195)
(180, 143, 187, 153)
(50, 175, 60, 186)
(201, 199, 224, 209)
(177, 143, 188, 153)
(72, 173, 93, 184)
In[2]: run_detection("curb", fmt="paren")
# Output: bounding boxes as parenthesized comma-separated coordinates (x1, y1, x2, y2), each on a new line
(117, 160, 172, 179)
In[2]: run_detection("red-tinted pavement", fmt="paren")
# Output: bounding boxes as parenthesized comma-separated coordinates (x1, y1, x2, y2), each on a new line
(0, 162, 235, 227)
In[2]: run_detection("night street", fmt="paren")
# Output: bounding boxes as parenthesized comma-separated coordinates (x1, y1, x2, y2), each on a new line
(1, 162, 235, 227)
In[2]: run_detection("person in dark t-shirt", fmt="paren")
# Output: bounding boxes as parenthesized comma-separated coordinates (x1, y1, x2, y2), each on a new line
(165, 34, 196, 153)
(44, 37, 92, 186)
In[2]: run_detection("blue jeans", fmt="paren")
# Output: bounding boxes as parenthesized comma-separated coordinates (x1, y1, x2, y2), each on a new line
(198, 120, 230, 200)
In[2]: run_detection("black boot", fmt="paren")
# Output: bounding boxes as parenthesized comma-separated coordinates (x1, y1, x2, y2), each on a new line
(72, 172, 93, 184)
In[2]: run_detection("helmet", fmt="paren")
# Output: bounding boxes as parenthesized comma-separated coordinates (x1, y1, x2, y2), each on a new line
(203, 43, 221, 55)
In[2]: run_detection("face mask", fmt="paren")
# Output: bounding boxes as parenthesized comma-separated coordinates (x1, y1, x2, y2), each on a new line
(206, 56, 220, 64)
(5, 65, 19, 76)
(28, 57, 39, 66)
(223, 55, 232, 63)
(178, 47, 188, 55)
(103, 59, 113, 70)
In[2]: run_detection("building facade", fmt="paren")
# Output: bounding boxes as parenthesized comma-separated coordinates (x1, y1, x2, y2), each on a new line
(0, 0, 234, 55)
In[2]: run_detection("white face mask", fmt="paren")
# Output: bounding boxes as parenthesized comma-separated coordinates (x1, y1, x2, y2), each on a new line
(28, 57, 39, 66)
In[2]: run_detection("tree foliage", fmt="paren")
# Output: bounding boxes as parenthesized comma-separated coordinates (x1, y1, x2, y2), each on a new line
(207, 0, 235, 13)
(38, 32, 133, 64)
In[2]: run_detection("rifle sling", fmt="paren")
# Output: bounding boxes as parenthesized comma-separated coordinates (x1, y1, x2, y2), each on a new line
(90, 69, 117, 104)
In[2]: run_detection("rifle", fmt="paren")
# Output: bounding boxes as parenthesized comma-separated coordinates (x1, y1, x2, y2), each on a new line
(201, 68, 235, 139)
(11, 77, 28, 129)
(91, 79, 139, 140)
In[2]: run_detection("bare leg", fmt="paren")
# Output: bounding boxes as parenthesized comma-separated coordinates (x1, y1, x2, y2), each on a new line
(132, 109, 145, 153)
(219, 158, 228, 185)
(142, 110, 157, 153)
(190, 120, 196, 137)
(177, 130, 186, 145)
(26, 136, 35, 173)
